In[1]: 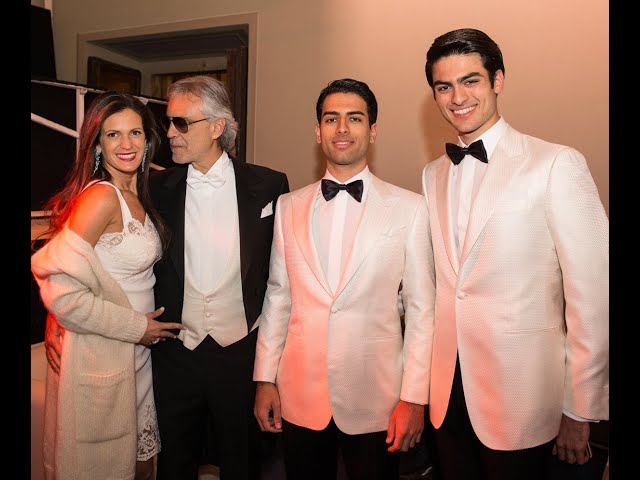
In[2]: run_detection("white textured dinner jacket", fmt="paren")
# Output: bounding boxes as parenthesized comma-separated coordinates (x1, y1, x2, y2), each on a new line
(421, 124, 609, 450)
(254, 174, 435, 435)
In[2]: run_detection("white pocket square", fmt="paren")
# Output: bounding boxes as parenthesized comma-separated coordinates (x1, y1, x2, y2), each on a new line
(260, 201, 273, 218)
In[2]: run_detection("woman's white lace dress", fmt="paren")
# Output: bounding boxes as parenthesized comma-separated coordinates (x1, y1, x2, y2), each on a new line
(93, 181, 162, 461)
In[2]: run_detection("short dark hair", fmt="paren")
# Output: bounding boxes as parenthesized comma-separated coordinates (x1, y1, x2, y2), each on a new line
(425, 28, 505, 89)
(315, 78, 378, 126)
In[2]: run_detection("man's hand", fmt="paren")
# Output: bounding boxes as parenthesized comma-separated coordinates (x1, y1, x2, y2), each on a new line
(386, 400, 424, 452)
(552, 414, 591, 465)
(254, 381, 283, 433)
(44, 313, 64, 375)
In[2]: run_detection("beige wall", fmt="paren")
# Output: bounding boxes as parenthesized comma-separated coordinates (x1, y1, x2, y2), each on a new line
(44, 0, 609, 213)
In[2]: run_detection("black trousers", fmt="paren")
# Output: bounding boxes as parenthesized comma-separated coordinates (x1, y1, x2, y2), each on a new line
(281, 417, 399, 480)
(430, 356, 554, 480)
(151, 332, 261, 480)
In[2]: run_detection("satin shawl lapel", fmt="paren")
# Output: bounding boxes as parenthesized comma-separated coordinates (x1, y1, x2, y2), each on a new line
(233, 159, 263, 282)
(435, 159, 460, 275)
(291, 183, 332, 295)
(334, 175, 394, 298)
(163, 167, 188, 284)
(460, 126, 526, 265)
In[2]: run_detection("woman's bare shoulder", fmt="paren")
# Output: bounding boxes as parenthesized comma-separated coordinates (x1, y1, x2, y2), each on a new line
(67, 183, 121, 245)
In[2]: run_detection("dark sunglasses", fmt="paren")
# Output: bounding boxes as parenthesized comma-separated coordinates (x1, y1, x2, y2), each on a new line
(163, 116, 209, 134)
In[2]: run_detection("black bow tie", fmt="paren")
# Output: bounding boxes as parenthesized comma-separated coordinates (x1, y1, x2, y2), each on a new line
(321, 179, 363, 202)
(446, 140, 488, 165)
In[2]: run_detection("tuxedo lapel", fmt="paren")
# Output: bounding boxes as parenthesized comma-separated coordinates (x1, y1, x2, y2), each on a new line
(291, 183, 332, 295)
(461, 127, 526, 265)
(233, 159, 262, 281)
(162, 167, 188, 284)
(335, 175, 393, 297)
(435, 159, 460, 275)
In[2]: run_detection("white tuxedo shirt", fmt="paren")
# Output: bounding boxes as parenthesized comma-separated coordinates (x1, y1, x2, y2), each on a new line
(314, 167, 369, 294)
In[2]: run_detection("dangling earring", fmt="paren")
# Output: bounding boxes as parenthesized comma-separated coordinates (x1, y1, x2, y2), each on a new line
(141, 142, 149, 172)
(93, 148, 101, 175)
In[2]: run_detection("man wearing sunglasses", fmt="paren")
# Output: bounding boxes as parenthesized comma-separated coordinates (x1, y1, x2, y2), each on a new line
(149, 75, 289, 479)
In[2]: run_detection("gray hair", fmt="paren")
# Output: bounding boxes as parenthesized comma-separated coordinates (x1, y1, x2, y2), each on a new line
(167, 75, 238, 152)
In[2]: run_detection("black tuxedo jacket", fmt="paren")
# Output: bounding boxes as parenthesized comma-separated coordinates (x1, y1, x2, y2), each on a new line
(149, 158, 289, 332)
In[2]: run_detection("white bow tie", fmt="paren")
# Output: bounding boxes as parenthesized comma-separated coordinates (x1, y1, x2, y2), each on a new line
(186, 173, 226, 190)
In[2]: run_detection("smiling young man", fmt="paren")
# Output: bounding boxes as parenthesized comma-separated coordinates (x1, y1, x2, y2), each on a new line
(421, 28, 609, 480)
(253, 78, 436, 480)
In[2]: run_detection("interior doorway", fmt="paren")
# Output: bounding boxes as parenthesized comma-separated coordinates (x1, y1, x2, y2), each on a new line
(77, 14, 256, 164)
(151, 70, 227, 99)
(148, 57, 248, 163)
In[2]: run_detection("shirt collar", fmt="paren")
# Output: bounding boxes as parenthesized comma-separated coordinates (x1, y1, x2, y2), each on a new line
(187, 151, 231, 180)
(323, 165, 370, 183)
(458, 116, 507, 161)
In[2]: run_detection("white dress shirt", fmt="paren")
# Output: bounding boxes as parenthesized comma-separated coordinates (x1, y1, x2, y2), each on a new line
(450, 117, 506, 259)
(180, 152, 249, 349)
(313, 167, 370, 294)
(184, 152, 237, 292)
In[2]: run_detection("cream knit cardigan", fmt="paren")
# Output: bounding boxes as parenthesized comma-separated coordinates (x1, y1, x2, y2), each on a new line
(31, 226, 148, 480)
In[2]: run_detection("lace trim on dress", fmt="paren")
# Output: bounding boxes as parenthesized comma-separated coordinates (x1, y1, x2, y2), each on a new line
(99, 218, 151, 245)
(97, 218, 161, 268)
(137, 397, 161, 461)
